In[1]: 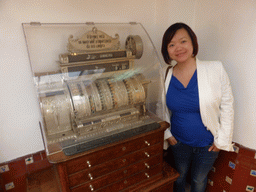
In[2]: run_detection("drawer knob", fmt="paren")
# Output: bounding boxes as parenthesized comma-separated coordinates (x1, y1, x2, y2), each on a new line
(144, 141, 150, 146)
(89, 184, 94, 191)
(124, 180, 128, 184)
(145, 173, 150, 178)
(122, 159, 126, 163)
(144, 163, 150, 169)
(88, 173, 93, 180)
(87, 161, 91, 168)
(144, 152, 150, 158)
(122, 147, 126, 151)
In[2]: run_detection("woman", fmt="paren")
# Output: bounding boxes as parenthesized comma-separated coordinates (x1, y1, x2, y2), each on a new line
(161, 23, 234, 192)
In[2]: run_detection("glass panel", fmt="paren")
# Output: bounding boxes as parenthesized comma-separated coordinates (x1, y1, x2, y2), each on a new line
(23, 22, 165, 162)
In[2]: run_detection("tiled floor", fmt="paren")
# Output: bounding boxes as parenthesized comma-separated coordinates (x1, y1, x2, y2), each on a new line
(27, 167, 61, 192)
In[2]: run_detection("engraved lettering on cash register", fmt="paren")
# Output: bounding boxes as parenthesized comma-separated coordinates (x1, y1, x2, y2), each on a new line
(68, 27, 120, 53)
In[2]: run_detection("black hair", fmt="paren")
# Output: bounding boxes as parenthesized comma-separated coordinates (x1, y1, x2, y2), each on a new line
(161, 22, 198, 64)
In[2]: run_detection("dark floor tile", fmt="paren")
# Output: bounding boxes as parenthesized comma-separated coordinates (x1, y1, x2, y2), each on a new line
(27, 167, 60, 192)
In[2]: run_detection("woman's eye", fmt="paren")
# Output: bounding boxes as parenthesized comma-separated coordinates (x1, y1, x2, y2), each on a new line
(168, 44, 174, 48)
(181, 40, 187, 43)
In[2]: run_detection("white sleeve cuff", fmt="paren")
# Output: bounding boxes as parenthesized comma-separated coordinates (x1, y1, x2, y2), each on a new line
(164, 127, 172, 140)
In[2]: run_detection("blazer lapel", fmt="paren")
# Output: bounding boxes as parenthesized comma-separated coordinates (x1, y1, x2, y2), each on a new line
(165, 67, 173, 93)
(196, 58, 210, 126)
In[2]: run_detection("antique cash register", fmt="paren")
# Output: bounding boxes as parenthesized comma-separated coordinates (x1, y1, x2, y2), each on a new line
(23, 23, 178, 192)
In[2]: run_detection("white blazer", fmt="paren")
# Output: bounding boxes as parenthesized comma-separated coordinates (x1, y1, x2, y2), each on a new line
(163, 58, 234, 151)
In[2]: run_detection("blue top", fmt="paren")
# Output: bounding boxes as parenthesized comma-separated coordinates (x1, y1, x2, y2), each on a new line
(166, 70, 214, 147)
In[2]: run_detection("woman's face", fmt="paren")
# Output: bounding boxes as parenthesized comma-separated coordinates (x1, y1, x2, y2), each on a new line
(167, 28, 194, 64)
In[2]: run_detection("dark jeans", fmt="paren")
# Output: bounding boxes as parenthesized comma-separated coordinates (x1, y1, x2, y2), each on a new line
(169, 141, 219, 192)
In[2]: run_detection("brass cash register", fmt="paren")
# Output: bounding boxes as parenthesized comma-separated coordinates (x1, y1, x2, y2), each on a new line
(23, 22, 165, 160)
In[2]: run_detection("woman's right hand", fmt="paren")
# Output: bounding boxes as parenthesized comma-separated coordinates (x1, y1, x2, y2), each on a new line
(167, 136, 177, 146)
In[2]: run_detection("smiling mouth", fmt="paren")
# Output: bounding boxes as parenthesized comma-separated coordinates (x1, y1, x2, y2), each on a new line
(176, 52, 186, 57)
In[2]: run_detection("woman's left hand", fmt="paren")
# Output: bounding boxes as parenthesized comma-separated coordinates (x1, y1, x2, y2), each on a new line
(208, 143, 220, 152)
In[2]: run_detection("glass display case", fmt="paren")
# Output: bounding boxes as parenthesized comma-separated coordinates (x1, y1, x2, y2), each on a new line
(22, 22, 165, 161)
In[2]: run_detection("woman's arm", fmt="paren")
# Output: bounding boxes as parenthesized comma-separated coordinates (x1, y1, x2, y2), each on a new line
(214, 63, 234, 151)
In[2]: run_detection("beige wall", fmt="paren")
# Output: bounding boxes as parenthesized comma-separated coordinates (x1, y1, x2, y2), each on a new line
(1, 0, 255, 163)
(194, 0, 256, 150)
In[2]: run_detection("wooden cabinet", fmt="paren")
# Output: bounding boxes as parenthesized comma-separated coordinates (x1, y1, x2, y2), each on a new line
(54, 121, 179, 192)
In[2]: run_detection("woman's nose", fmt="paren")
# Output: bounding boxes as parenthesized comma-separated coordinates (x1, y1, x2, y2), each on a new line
(175, 44, 182, 51)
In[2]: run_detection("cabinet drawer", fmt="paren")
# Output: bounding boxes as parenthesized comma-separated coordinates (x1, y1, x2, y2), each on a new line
(98, 163, 163, 192)
(68, 143, 162, 187)
(70, 156, 162, 192)
(66, 130, 163, 174)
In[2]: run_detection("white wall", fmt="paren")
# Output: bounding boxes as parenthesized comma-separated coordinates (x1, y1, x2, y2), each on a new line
(0, 0, 196, 163)
(194, 0, 256, 149)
